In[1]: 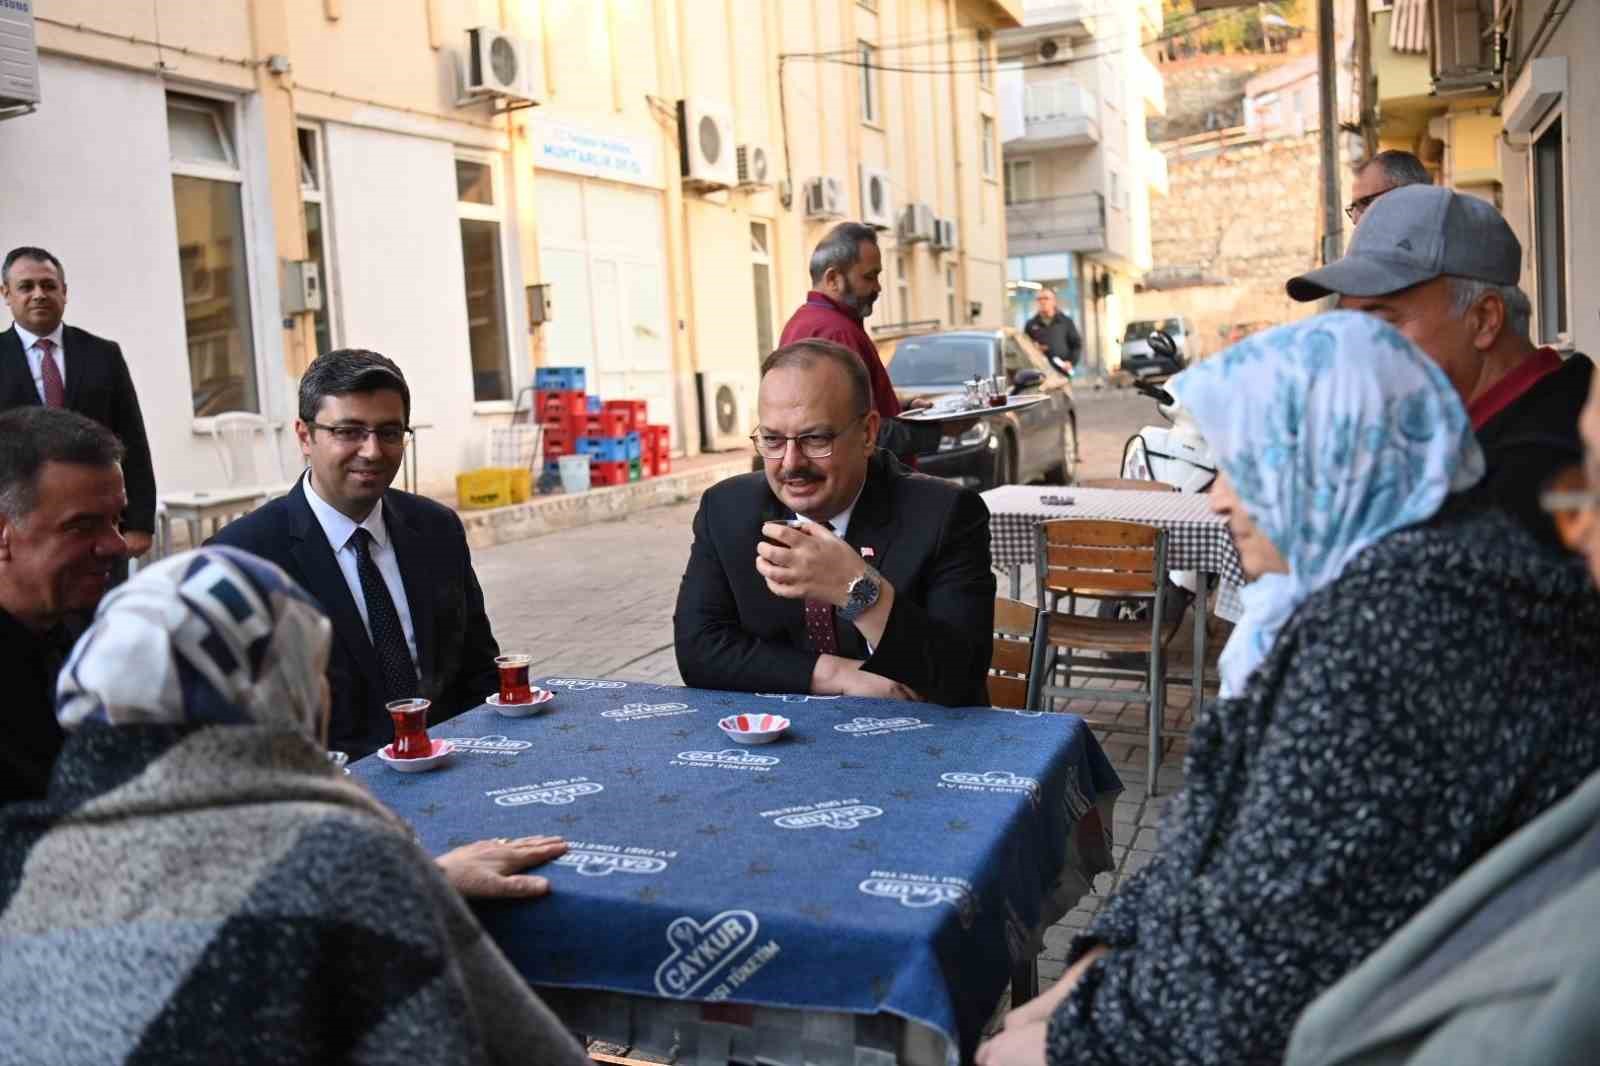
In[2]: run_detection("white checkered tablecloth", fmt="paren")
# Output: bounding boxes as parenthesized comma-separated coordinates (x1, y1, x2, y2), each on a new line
(981, 485, 1246, 610)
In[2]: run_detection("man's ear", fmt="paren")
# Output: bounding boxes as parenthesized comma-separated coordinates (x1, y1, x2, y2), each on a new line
(0, 518, 11, 563)
(862, 410, 881, 454)
(1471, 291, 1507, 352)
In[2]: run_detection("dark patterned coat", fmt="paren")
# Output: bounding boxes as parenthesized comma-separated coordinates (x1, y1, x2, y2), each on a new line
(1048, 510, 1600, 1066)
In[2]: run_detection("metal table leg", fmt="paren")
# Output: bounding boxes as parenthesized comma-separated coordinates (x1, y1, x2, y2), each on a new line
(1008, 564, 1021, 600)
(1010, 956, 1039, 1008)
(1193, 570, 1210, 701)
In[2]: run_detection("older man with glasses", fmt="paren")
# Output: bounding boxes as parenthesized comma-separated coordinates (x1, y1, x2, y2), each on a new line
(674, 338, 995, 705)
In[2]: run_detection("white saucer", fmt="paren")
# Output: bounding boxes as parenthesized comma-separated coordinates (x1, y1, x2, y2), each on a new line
(488, 689, 555, 717)
(718, 713, 791, 745)
(376, 738, 455, 772)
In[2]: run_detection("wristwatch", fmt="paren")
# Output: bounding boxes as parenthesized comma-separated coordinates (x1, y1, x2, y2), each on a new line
(837, 564, 883, 622)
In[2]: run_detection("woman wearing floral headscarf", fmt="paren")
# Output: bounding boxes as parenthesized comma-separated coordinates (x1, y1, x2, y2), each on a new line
(979, 312, 1600, 1066)
(0, 547, 588, 1066)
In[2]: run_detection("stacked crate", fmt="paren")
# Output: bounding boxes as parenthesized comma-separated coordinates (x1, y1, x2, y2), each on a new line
(642, 424, 671, 476)
(535, 367, 588, 485)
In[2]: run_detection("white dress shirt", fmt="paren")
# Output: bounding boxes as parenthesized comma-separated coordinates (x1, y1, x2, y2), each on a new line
(12, 322, 66, 403)
(302, 477, 421, 671)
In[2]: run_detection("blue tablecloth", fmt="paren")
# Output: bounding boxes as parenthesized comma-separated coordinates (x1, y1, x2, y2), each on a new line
(353, 679, 1122, 1062)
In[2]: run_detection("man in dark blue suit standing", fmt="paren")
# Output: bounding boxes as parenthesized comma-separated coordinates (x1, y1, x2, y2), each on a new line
(211, 349, 499, 758)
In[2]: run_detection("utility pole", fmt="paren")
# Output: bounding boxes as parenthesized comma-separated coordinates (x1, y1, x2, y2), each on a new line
(1317, 0, 1342, 264)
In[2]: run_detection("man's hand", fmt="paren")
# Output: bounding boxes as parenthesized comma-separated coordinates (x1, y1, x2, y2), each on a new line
(812, 654, 921, 702)
(1002, 946, 1108, 1031)
(974, 1021, 1047, 1066)
(903, 396, 935, 411)
(756, 521, 867, 607)
(122, 531, 153, 559)
(435, 835, 568, 899)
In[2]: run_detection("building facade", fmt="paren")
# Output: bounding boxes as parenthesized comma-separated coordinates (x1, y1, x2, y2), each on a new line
(996, 0, 1165, 371)
(0, 0, 1017, 499)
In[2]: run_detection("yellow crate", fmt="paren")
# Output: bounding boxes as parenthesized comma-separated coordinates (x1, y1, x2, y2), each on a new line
(456, 467, 533, 510)
(504, 467, 531, 504)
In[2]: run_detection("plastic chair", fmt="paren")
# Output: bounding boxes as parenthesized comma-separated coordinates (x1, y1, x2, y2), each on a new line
(208, 412, 293, 497)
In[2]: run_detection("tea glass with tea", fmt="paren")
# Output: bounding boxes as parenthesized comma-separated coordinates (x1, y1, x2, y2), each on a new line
(386, 697, 432, 759)
(496, 653, 533, 704)
(989, 375, 1008, 407)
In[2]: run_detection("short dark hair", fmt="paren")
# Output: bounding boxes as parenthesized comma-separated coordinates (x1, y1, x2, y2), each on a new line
(760, 339, 873, 417)
(0, 407, 124, 521)
(2, 246, 65, 286)
(809, 223, 879, 287)
(1355, 150, 1430, 188)
(297, 348, 411, 425)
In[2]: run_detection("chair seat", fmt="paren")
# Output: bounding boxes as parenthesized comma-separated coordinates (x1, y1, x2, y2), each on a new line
(1043, 611, 1184, 652)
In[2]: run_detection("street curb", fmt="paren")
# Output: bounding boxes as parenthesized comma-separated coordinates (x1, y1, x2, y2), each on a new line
(457, 457, 752, 550)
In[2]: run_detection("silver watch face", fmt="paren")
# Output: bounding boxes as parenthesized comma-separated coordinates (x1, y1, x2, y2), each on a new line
(841, 568, 880, 618)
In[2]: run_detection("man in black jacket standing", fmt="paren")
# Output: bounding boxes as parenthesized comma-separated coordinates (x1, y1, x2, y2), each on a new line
(1, 247, 156, 568)
(674, 338, 994, 706)
(1024, 287, 1082, 376)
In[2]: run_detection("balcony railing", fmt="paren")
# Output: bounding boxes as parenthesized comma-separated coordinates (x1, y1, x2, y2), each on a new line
(1005, 192, 1106, 257)
(1018, 79, 1100, 149)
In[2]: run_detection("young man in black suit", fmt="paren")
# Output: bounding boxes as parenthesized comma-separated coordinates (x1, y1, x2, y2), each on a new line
(211, 349, 500, 758)
(1, 247, 156, 566)
(674, 338, 995, 706)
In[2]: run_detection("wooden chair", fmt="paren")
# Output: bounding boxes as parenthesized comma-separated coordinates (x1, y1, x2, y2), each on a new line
(1029, 519, 1185, 796)
(1074, 477, 1178, 492)
(990, 597, 1040, 710)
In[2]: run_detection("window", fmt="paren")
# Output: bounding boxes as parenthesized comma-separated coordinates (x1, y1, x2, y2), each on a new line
(859, 42, 879, 125)
(751, 221, 775, 362)
(456, 156, 513, 402)
(946, 264, 958, 326)
(167, 94, 259, 416)
(981, 116, 996, 179)
(1531, 115, 1567, 344)
(978, 31, 993, 88)
(298, 126, 335, 358)
(897, 253, 911, 323)
(1004, 158, 1034, 205)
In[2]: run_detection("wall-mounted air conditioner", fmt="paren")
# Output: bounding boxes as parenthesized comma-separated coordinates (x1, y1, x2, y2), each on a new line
(932, 217, 959, 252)
(460, 27, 541, 106)
(803, 176, 846, 219)
(697, 372, 753, 452)
(859, 165, 893, 230)
(737, 143, 772, 188)
(0, 2, 41, 118)
(678, 98, 737, 189)
(899, 203, 936, 244)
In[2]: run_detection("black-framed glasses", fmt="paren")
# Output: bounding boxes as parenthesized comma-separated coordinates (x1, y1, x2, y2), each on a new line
(309, 422, 413, 447)
(750, 413, 868, 460)
(1345, 190, 1387, 222)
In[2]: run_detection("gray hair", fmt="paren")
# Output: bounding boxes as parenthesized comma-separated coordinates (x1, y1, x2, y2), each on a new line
(809, 222, 879, 286)
(760, 338, 873, 416)
(1448, 276, 1532, 340)
(1355, 150, 1431, 189)
(0, 407, 123, 523)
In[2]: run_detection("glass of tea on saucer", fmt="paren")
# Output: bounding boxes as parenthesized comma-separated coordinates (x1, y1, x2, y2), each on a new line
(496, 654, 533, 704)
(386, 698, 432, 759)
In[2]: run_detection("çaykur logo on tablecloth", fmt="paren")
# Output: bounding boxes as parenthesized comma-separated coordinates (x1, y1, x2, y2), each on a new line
(542, 678, 628, 691)
(938, 770, 1041, 803)
(653, 909, 782, 1001)
(754, 693, 839, 703)
(486, 776, 605, 807)
(556, 840, 677, 877)
(445, 734, 533, 755)
(671, 749, 781, 773)
(602, 702, 697, 722)
(760, 797, 884, 831)
(858, 870, 978, 928)
(833, 715, 932, 737)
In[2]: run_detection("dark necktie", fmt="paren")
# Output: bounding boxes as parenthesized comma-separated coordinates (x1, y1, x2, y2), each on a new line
(349, 527, 418, 701)
(37, 339, 64, 408)
(803, 522, 841, 655)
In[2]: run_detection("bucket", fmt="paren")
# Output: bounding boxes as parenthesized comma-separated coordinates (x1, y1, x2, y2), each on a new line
(558, 454, 591, 494)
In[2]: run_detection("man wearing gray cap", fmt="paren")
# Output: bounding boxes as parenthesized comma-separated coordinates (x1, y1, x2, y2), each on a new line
(1286, 184, 1592, 546)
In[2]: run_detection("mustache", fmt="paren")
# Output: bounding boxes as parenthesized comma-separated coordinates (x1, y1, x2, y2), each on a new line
(779, 467, 823, 484)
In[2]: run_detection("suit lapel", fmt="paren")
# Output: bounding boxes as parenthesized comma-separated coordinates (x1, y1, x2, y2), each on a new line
(837, 453, 899, 660)
(384, 492, 437, 685)
(0, 328, 40, 409)
(286, 478, 385, 694)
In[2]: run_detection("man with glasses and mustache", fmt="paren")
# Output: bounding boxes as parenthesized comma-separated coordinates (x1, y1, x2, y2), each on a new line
(674, 339, 995, 705)
(211, 349, 501, 759)
(1345, 149, 1430, 225)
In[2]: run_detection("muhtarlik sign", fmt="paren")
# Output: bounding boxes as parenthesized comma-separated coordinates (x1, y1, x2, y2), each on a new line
(533, 118, 662, 189)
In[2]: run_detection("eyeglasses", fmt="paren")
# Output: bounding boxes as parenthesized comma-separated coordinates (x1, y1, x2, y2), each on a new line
(1344, 189, 1388, 223)
(1540, 464, 1599, 553)
(750, 413, 867, 460)
(309, 422, 413, 447)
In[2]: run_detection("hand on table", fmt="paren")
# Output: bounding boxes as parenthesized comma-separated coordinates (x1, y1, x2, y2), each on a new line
(974, 1021, 1047, 1066)
(436, 835, 568, 899)
(756, 521, 867, 607)
(811, 654, 922, 702)
(122, 531, 153, 559)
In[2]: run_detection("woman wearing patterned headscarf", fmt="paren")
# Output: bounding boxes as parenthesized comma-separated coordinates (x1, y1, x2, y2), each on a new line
(0, 547, 588, 1066)
(980, 313, 1600, 1066)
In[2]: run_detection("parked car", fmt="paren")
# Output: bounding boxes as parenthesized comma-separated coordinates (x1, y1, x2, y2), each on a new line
(886, 328, 1077, 491)
(1119, 316, 1196, 378)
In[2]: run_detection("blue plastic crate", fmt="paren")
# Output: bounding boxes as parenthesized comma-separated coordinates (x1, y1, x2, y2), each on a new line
(586, 394, 603, 414)
(624, 431, 642, 460)
(595, 436, 630, 462)
(576, 437, 605, 457)
(535, 366, 587, 392)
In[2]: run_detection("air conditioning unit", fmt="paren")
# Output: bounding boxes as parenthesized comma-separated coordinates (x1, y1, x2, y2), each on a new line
(697, 371, 754, 452)
(803, 176, 846, 219)
(461, 27, 541, 106)
(932, 217, 959, 252)
(0, 2, 41, 116)
(859, 165, 893, 230)
(678, 98, 737, 190)
(736, 143, 772, 188)
(899, 202, 936, 244)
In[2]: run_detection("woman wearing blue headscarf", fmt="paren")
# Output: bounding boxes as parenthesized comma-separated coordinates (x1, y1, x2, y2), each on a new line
(979, 313, 1600, 1066)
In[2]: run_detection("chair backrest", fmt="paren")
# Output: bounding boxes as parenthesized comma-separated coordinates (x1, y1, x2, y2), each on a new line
(1075, 477, 1178, 492)
(990, 597, 1037, 710)
(208, 412, 276, 488)
(1035, 519, 1167, 598)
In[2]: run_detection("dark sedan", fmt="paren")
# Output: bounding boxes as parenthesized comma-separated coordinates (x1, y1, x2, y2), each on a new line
(886, 328, 1077, 491)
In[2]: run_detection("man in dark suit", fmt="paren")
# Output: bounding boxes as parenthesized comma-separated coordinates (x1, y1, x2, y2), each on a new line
(675, 338, 995, 706)
(211, 349, 499, 758)
(1, 247, 156, 566)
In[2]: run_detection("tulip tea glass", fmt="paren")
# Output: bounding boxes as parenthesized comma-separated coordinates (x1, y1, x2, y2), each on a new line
(496, 654, 533, 704)
(386, 698, 432, 759)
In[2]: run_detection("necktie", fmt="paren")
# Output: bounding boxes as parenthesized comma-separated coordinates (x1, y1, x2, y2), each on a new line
(803, 522, 841, 655)
(349, 527, 418, 702)
(37, 339, 64, 408)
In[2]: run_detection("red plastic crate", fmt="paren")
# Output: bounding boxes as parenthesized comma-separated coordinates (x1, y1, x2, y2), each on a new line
(605, 399, 649, 432)
(537, 390, 587, 420)
(541, 422, 575, 458)
(647, 452, 671, 477)
(590, 460, 630, 487)
(642, 424, 671, 461)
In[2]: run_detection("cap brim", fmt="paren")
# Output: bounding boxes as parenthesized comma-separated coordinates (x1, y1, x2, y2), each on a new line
(1286, 255, 1434, 303)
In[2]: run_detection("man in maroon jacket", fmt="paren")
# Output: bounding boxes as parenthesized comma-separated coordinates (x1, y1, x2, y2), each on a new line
(779, 222, 937, 460)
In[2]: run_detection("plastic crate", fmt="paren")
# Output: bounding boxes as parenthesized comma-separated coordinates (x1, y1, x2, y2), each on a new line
(586, 394, 603, 414)
(642, 423, 671, 460)
(537, 389, 587, 421)
(648, 452, 671, 477)
(624, 432, 642, 460)
(535, 366, 587, 392)
(582, 410, 628, 437)
(541, 422, 576, 458)
(590, 460, 629, 487)
(593, 436, 630, 462)
(605, 399, 648, 432)
(628, 458, 643, 482)
(456, 467, 529, 510)
(576, 437, 604, 458)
